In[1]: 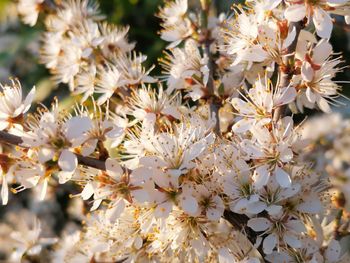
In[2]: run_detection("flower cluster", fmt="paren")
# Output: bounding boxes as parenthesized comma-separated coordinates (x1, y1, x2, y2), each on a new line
(0, 0, 349, 262)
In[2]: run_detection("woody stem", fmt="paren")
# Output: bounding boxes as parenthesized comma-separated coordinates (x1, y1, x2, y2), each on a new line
(0, 130, 106, 170)
(273, 21, 303, 122)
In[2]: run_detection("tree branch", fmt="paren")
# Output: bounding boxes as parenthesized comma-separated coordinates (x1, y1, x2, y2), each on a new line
(200, 0, 221, 135)
(0, 130, 106, 170)
(273, 21, 303, 121)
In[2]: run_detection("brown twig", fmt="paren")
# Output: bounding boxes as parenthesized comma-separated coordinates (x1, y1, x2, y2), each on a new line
(200, 0, 221, 135)
(0, 130, 106, 170)
(273, 21, 303, 122)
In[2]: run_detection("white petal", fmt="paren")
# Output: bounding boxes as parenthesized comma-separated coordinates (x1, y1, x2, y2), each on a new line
(218, 248, 235, 263)
(248, 217, 272, 232)
(57, 171, 74, 184)
(266, 205, 282, 215)
(312, 39, 332, 64)
(325, 239, 341, 262)
(81, 139, 98, 156)
(282, 26, 296, 49)
(58, 150, 77, 173)
(313, 8, 333, 39)
(162, 106, 181, 119)
(131, 189, 150, 203)
(23, 86, 36, 113)
(284, 5, 307, 22)
(1, 175, 8, 205)
(81, 182, 94, 200)
(180, 194, 198, 215)
(38, 148, 55, 163)
(105, 158, 123, 180)
(274, 87, 297, 107)
(297, 194, 322, 213)
(317, 97, 331, 113)
(106, 199, 125, 222)
(275, 167, 291, 188)
(306, 87, 316, 104)
(301, 62, 314, 82)
(154, 201, 172, 218)
(283, 234, 301, 248)
(232, 118, 255, 133)
(65, 116, 92, 141)
(38, 178, 48, 201)
(263, 234, 277, 254)
(253, 165, 270, 189)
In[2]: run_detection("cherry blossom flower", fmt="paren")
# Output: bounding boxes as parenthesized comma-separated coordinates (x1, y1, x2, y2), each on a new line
(241, 116, 298, 189)
(248, 215, 307, 254)
(0, 79, 35, 131)
(284, 0, 350, 39)
(293, 39, 343, 113)
(231, 76, 296, 133)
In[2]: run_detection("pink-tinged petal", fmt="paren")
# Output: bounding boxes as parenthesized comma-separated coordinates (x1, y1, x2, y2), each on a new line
(253, 165, 270, 189)
(275, 166, 291, 188)
(81, 182, 94, 200)
(106, 199, 125, 222)
(58, 150, 77, 173)
(313, 8, 333, 39)
(325, 239, 341, 262)
(312, 39, 332, 64)
(283, 234, 301, 248)
(105, 158, 123, 180)
(263, 234, 277, 254)
(248, 217, 272, 232)
(65, 116, 92, 142)
(301, 62, 314, 82)
(57, 171, 74, 184)
(232, 118, 255, 133)
(285, 5, 307, 22)
(1, 175, 8, 205)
